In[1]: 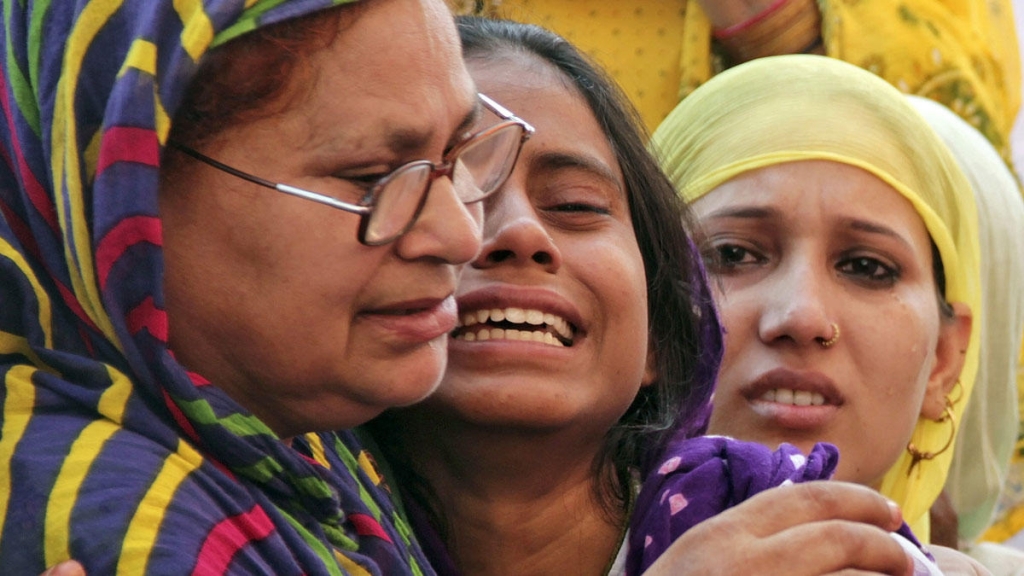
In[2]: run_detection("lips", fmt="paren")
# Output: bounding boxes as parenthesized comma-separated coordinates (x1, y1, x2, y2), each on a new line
(361, 295, 458, 342)
(745, 368, 843, 406)
(740, 368, 844, 429)
(453, 306, 576, 347)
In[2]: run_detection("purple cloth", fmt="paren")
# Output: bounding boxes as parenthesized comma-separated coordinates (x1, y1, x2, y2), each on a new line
(626, 436, 839, 575)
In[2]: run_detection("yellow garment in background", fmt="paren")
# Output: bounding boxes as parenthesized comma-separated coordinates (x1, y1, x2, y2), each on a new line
(651, 54, 982, 543)
(461, 0, 688, 133)
(983, 340, 1024, 543)
(457, 0, 1020, 156)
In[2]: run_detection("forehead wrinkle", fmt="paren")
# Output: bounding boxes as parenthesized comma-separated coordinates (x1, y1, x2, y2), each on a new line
(459, 99, 484, 135)
(382, 97, 482, 156)
(701, 205, 780, 221)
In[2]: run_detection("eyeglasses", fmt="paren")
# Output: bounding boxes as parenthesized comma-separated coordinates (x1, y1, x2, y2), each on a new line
(169, 93, 534, 245)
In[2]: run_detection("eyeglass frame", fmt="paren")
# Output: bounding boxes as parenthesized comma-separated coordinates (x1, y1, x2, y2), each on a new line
(168, 93, 534, 246)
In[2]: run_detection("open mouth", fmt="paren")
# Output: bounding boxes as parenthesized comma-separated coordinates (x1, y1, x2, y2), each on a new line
(452, 307, 575, 347)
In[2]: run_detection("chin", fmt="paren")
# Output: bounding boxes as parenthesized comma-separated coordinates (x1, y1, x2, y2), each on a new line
(381, 358, 447, 408)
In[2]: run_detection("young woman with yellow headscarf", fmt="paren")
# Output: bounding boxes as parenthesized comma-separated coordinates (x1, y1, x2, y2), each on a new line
(651, 55, 981, 550)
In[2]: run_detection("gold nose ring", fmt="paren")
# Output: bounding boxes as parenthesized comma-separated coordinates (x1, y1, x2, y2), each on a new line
(817, 323, 840, 348)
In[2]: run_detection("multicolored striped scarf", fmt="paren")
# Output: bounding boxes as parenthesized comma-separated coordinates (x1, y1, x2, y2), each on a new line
(0, 1, 430, 574)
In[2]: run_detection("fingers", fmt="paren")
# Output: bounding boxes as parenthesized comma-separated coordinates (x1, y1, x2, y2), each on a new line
(641, 486, 915, 576)
(739, 481, 904, 538)
(765, 521, 914, 576)
(826, 571, 907, 576)
(43, 560, 86, 576)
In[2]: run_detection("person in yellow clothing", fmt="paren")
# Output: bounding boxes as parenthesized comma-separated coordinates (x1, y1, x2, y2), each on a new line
(453, 0, 1020, 158)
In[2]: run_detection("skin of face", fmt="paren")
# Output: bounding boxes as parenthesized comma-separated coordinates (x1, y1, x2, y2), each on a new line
(695, 160, 970, 488)
(420, 53, 653, 442)
(158, 0, 483, 438)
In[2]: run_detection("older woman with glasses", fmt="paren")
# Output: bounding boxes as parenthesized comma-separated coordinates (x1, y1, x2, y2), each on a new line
(167, 93, 530, 246)
(0, 0, 528, 573)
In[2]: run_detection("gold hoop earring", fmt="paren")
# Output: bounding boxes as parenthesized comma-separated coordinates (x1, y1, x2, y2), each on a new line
(947, 379, 964, 406)
(817, 323, 840, 348)
(906, 398, 957, 477)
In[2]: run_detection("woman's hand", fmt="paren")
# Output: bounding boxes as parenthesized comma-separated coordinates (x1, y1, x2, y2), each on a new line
(695, 0, 787, 29)
(42, 561, 85, 576)
(643, 481, 915, 576)
(929, 546, 992, 576)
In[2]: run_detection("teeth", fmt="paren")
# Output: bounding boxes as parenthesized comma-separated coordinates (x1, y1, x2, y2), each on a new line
(760, 388, 825, 406)
(453, 327, 566, 347)
(455, 306, 575, 341)
(505, 307, 525, 323)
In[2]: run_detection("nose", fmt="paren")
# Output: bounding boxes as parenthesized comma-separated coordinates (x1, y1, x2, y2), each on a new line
(757, 255, 836, 348)
(473, 183, 561, 273)
(393, 175, 483, 264)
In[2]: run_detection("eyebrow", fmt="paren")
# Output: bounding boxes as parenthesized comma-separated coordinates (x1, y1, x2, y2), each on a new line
(701, 205, 779, 221)
(532, 151, 624, 193)
(702, 205, 915, 249)
(843, 217, 915, 249)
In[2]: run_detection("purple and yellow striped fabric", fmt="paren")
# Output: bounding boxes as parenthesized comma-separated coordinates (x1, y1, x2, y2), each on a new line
(0, 1, 430, 574)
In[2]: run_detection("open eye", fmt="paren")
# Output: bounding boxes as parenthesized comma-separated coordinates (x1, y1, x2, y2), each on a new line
(334, 172, 386, 192)
(702, 241, 765, 273)
(836, 255, 899, 286)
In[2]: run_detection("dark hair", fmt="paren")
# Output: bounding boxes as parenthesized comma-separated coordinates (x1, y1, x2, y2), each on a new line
(370, 16, 719, 538)
(931, 242, 955, 319)
(166, 4, 362, 151)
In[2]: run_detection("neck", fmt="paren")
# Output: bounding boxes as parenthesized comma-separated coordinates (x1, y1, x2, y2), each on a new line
(386, 411, 627, 575)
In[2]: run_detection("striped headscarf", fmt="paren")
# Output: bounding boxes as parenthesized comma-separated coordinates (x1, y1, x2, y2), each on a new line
(652, 54, 982, 541)
(0, 1, 430, 574)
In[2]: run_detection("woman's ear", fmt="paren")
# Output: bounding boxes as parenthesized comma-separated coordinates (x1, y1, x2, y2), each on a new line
(641, 348, 658, 387)
(920, 302, 972, 420)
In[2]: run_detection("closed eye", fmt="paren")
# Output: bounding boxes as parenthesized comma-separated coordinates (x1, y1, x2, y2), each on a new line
(548, 202, 610, 215)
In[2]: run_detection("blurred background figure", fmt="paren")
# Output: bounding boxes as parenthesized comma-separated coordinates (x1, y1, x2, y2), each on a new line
(452, 0, 1019, 161)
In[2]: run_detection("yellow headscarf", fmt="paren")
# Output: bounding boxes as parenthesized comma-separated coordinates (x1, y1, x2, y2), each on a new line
(652, 54, 981, 541)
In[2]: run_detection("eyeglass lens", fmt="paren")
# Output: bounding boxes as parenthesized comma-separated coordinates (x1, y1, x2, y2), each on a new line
(363, 122, 525, 244)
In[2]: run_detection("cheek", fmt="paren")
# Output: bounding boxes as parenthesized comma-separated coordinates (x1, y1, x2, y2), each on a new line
(850, 296, 939, 461)
(858, 292, 939, 389)
(714, 289, 754, 371)
(579, 237, 650, 376)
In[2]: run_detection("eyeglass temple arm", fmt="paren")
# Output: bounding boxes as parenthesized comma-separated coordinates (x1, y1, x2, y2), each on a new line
(478, 93, 517, 121)
(167, 141, 371, 216)
(168, 141, 279, 190)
